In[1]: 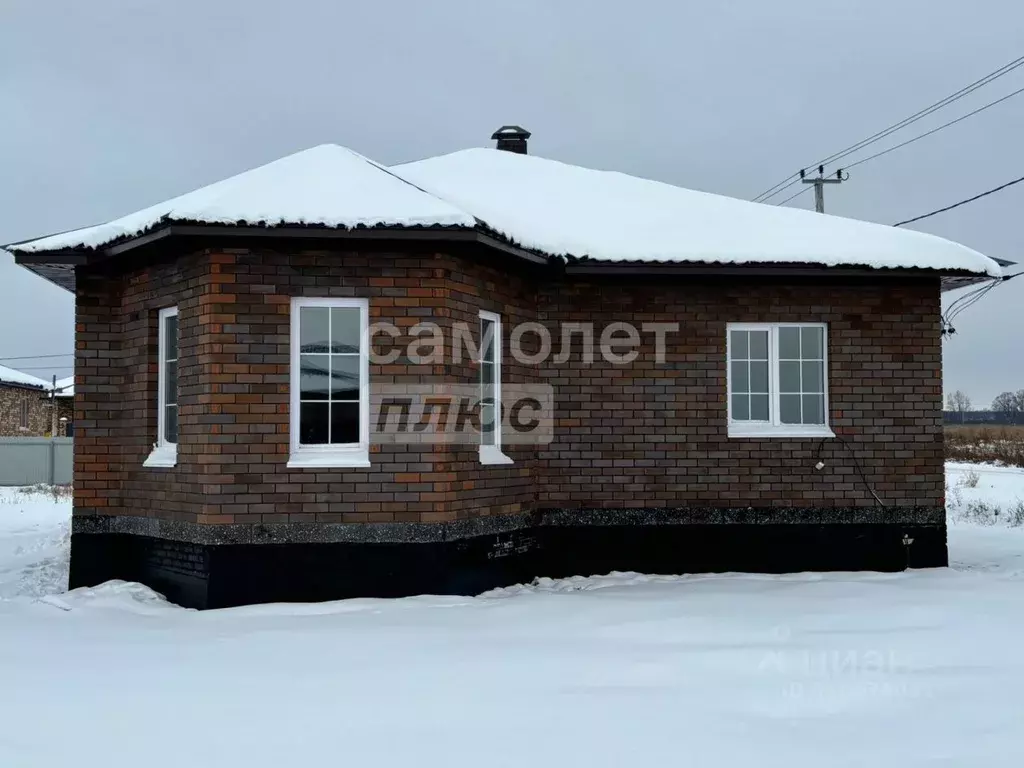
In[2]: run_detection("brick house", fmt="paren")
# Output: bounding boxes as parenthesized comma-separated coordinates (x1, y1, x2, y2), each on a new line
(0, 365, 51, 436)
(9, 128, 1004, 608)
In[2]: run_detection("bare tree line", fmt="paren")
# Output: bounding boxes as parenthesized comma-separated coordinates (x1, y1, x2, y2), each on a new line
(945, 389, 1024, 423)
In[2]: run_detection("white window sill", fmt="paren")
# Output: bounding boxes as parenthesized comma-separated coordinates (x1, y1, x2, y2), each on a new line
(727, 424, 835, 439)
(143, 445, 178, 468)
(287, 449, 371, 469)
(479, 445, 514, 465)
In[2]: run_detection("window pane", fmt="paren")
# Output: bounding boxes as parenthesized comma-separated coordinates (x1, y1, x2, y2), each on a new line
(165, 315, 178, 360)
(480, 319, 496, 363)
(480, 379, 495, 407)
(330, 307, 361, 353)
(802, 361, 823, 393)
(750, 360, 769, 393)
(165, 405, 178, 443)
(749, 330, 768, 360)
(300, 402, 329, 444)
(731, 361, 749, 393)
(300, 355, 331, 400)
(802, 394, 825, 425)
(779, 394, 802, 424)
(801, 326, 823, 359)
(480, 403, 496, 445)
(165, 361, 178, 406)
(480, 360, 495, 389)
(779, 327, 800, 359)
(730, 330, 748, 359)
(779, 361, 800, 393)
(731, 394, 750, 421)
(330, 356, 361, 401)
(330, 402, 360, 444)
(299, 307, 330, 353)
(751, 394, 769, 421)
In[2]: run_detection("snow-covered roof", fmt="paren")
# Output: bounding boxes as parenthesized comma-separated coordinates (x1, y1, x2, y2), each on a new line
(7, 144, 1001, 277)
(395, 149, 1000, 276)
(53, 376, 74, 398)
(0, 365, 47, 390)
(8, 145, 476, 254)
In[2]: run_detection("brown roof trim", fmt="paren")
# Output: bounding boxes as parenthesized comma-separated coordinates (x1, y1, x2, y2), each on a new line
(12, 252, 89, 265)
(13, 220, 1006, 293)
(15, 222, 551, 266)
(12, 223, 554, 292)
(562, 260, 1003, 292)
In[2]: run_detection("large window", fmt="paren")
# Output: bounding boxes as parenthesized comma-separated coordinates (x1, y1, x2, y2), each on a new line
(727, 323, 832, 438)
(478, 310, 512, 465)
(289, 298, 369, 468)
(143, 306, 179, 467)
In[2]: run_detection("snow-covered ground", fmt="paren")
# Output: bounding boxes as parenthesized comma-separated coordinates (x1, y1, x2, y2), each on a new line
(0, 468, 1022, 767)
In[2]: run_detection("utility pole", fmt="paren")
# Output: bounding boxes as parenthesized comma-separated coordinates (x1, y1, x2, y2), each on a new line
(51, 374, 57, 437)
(800, 165, 847, 213)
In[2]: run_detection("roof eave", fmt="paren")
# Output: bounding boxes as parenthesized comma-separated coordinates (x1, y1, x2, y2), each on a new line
(9, 222, 551, 292)
(562, 258, 1002, 291)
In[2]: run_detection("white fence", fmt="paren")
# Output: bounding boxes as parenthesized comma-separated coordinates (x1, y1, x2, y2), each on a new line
(0, 438, 73, 486)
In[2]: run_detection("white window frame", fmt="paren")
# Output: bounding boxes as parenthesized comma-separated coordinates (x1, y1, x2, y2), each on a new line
(144, 306, 179, 467)
(726, 322, 834, 439)
(287, 297, 371, 468)
(478, 310, 513, 465)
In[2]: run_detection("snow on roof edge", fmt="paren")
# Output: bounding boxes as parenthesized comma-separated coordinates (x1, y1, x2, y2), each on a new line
(0, 364, 49, 390)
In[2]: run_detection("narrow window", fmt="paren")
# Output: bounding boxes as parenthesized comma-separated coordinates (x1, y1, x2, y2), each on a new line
(727, 323, 832, 438)
(478, 310, 512, 465)
(289, 298, 369, 468)
(144, 306, 179, 467)
(19, 398, 29, 430)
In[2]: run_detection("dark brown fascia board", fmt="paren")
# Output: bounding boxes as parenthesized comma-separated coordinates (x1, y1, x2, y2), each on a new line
(563, 260, 991, 282)
(12, 222, 1005, 287)
(11, 251, 88, 265)
(18, 223, 553, 267)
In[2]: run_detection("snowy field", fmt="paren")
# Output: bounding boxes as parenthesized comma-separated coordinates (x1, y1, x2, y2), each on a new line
(1, 467, 1023, 767)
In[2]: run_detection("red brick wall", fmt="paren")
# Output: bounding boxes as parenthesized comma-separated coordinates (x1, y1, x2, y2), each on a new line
(537, 277, 944, 509)
(73, 248, 944, 525)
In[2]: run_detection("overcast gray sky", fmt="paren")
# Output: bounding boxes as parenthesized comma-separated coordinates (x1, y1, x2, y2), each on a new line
(1, 0, 1021, 405)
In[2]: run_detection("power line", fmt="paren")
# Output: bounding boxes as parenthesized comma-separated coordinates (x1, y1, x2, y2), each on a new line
(0, 353, 74, 361)
(842, 85, 1024, 173)
(777, 186, 812, 206)
(753, 53, 1024, 203)
(0, 370, 74, 376)
(775, 84, 1024, 208)
(893, 173, 1024, 227)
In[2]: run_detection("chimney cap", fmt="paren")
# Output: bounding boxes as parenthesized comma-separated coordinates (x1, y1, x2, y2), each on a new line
(490, 125, 531, 140)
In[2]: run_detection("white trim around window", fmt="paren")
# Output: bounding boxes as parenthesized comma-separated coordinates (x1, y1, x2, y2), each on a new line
(287, 297, 371, 468)
(726, 322, 835, 439)
(479, 310, 513, 465)
(144, 306, 180, 467)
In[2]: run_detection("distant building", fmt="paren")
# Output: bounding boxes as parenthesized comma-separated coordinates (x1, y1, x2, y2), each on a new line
(0, 366, 74, 436)
(0, 365, 49, 436)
